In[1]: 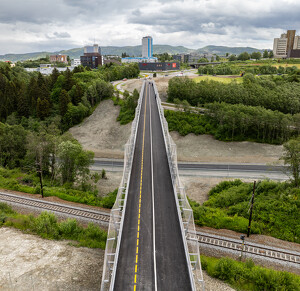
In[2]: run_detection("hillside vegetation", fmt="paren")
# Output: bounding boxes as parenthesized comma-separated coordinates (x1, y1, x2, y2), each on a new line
(0, 45, 264, 61)
(166, 69, 300, 144)
(190, 180, 300, 243)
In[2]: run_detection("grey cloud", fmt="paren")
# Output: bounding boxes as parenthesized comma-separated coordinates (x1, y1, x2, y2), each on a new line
(53, 32, 71, 38)
(128, 2, 300, 34)
(45, 31, 71, 39)
(0, 0, 147, 25)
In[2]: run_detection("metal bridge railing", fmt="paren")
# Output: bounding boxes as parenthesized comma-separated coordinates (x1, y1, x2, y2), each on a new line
(153, 81, 205, 291)
(100, 81, 145, 291)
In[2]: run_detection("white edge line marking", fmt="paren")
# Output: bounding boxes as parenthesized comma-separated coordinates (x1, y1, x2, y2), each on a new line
(149, 82, 158, 291)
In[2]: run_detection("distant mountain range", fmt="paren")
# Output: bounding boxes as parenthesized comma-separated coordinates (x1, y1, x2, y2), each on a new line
(0, 45, 265, 62)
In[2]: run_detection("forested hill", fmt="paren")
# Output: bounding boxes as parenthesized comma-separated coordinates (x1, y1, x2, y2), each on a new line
(0, 45, 264, 62)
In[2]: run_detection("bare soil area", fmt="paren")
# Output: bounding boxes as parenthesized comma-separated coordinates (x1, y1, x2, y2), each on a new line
(0, 227, 234, 291)
(121, 79, 143, 94)
(0, 227, 104, 291)
(172, 132, 283, 164)
(69, 99, 131, 159)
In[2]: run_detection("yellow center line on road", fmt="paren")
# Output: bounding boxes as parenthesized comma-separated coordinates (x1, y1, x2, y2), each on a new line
(133, 83, 148, 290)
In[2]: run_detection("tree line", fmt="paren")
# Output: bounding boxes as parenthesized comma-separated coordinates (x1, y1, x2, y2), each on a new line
(165, 103, 295, 144)
(0, 121, 94, 188)
(0, 62, 140, 131)
(168, 74, 300, 114)
(198, 63, 298, 76)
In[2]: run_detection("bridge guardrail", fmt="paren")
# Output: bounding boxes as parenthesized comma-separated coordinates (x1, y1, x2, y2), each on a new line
(100, 81, 145, 291)
(153, 81, 205, 291)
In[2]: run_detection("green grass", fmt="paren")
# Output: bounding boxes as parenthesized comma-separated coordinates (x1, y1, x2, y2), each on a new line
(201, 255, 300, 291)
(193, 75, 243, 84)
(0, 167, 118, 209)
(0, 203, 107, 248)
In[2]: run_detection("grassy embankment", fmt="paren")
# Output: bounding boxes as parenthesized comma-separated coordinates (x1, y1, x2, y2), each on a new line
(0, 203, 107, 248)
(0, 167, 117, 209)
(202, 255, 300, 291)
(190, 180, 300, 243)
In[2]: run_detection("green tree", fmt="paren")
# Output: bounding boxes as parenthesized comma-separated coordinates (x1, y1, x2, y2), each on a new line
(57, 140, 94, 185)
(281, 138, 300, 187)
(216, 55, 220, 61)
(70, 84, 84, 105)
(263, 50, 269, 58)
(228, 54, 237, 61)
(198, 57, 209, 63)
(63, 68, 75, 91)
(269, 51, 274, 58)
(26, 130, 51, 197)
(36, 98, 51, 120)
(237, 52, 250, 61)
(59, 89, 70, 116)
(0, 123, 27, 168)
(17, 91, 30, 118)
(50, 68, 60, 89)
(251, 52, 262, 60)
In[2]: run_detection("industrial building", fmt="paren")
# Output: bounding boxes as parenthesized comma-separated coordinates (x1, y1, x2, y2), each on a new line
(138, 62, 180, 71)
(273, 30, 300, 58)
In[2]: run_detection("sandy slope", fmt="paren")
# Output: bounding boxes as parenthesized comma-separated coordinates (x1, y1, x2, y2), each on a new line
(69, 99, 131, 159)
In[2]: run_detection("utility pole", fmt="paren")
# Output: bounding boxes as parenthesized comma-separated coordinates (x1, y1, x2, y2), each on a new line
(247, 181, 256, 237)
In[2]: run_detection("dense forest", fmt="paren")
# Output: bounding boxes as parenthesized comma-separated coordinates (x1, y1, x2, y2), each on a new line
(0, 62, 139, 129)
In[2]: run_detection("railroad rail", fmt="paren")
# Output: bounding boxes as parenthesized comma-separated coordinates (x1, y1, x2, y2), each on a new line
(194, 232, 300, 265)
(0, 192, 111, 223)
(1, 192, 299, 266)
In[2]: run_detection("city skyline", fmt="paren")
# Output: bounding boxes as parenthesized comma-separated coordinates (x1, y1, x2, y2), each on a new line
(0, 0, 300, 55)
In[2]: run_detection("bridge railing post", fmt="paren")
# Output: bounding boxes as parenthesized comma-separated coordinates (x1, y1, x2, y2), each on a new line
(101, 81, 146, 291)
(152, 81, 205, 291)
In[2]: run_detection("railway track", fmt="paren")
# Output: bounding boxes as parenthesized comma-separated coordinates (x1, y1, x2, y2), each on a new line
(0, 192, 111, 223)
(1, 192, 299, 266)
(195, 232, 300, 265)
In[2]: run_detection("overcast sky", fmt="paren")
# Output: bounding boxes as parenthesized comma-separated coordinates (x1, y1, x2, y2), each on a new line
(0, 0, 300, 54)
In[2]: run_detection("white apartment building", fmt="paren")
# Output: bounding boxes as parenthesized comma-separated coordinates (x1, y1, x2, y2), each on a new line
(71, 59, 81, 67)
(273, 34, 288, 58)
(273, 30, 300, 58)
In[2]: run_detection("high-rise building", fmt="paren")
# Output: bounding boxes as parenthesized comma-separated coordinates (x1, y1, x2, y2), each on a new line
(84, 44, 101, 55)
(142, 36, 153, 58)
(80, 44, 103, 68)
(273, 30, 300, 58)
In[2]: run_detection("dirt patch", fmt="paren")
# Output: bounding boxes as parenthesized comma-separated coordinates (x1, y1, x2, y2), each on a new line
(69, 99, 131, 159)
(122, 79, 143, 94)
(0, 227, 235, 291)
(172, 133, 283, 164)
(0, 227, 104, 291)
(153, 77, 170, 101)
(95, 171, 122, 195)
(181, 176, 231, 204)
